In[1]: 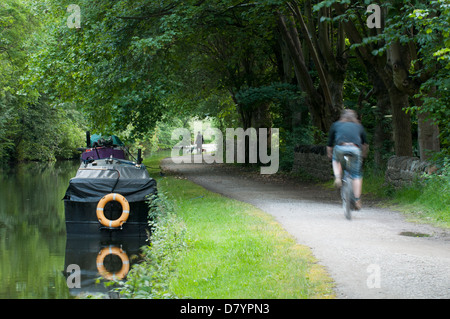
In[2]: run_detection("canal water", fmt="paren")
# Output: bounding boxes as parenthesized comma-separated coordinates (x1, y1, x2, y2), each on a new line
(0, 161, 146, 298)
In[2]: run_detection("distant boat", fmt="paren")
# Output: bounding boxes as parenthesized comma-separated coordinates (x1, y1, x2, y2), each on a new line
(63, 132, 157, 237)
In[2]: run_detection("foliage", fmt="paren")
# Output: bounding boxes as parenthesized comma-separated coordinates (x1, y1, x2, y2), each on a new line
(1, 0, 448, 166)
(119, 116, 189, 159)
(0, 92, 18, 160)
(278, 125, 315, 171)
(115, 192, 188, 299)
(235, 83, 302, 111)
(404, 0, 450, 152)
(14, 98, 86, 161)
(22, 0, 285, 135)
(359, 1, 448, 153)
(0, 0, 86, 163)
(20, 0, 164, 136)
(390, 158, 450, 228)
(0, 0, 32, 162)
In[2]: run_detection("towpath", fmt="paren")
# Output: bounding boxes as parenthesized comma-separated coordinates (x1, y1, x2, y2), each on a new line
(161, 155, 450, 299)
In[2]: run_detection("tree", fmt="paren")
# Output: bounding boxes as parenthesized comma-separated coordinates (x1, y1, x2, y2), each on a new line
(328, 0, 447, 158)
(0, 0, 86, 163)
(275, 0, 347, 133)
(25, 1, 282, 136)
(322, 1, 413, 157)
(401, 0, 449, 159)
(0, 0, 36, 162)
(23, 0, 168, 137)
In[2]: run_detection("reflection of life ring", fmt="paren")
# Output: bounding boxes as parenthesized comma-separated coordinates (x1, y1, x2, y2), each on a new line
(96, 246, 130, 280)
(96, 193, 130, 228)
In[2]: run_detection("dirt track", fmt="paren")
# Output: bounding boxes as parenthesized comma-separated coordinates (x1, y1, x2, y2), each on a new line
(161, 154, 450, 299)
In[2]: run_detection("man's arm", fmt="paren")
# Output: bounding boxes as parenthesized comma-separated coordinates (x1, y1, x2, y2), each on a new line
(327, 146, 333, 160)
(326, 123, 336, 160)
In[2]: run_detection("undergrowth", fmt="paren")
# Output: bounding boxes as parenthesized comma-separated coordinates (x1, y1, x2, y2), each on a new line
(114, 193, 188, 298)
(362, 160, 450, 228)
(389, 160, 450, 228)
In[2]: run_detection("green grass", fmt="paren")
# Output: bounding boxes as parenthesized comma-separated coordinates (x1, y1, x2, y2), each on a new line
(363, 167, 450, 228)
(130, 151, 335, 299)
(165, 179, 333, 298)
(388, 178, 450, 228)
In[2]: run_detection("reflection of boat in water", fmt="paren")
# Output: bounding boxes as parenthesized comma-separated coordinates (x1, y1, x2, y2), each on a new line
(63, 236, 146, 297)
(63, 132, 157, 236)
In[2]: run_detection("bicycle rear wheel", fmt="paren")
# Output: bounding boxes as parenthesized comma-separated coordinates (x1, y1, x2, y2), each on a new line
(342, 178, 352, 220)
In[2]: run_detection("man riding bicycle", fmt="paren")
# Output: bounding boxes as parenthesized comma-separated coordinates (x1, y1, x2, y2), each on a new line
(327, 109, 369, 210)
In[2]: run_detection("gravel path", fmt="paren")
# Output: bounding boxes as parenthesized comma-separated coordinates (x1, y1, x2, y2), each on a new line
(161, 155, 450, 299)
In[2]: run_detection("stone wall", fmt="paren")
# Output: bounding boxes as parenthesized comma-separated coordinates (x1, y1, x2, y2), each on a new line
(292, 147, 434, 187)
(385, 156, 433, 188)
(292, 145, 333, 181)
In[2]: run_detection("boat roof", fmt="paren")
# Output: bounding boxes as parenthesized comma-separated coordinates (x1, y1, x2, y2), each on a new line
(74, 158, 150, 179)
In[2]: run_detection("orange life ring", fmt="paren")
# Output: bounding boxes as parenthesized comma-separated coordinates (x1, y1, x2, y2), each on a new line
(96, 246, 130, 280)
(96, 193, 130, 228)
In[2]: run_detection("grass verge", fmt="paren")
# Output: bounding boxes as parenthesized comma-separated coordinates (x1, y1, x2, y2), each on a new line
(363, 167, 449, 228)
(118, 151, 335, 299)
(386, 179, 450, 229)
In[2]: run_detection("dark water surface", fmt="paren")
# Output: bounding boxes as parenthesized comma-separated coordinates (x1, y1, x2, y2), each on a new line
(0, 161, 145, 298)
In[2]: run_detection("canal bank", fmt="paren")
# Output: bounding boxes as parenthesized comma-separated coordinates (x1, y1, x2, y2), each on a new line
(115, 154, 334, 299)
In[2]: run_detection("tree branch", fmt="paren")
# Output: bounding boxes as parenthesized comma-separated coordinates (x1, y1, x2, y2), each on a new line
(287, 1, 333, 107)
(334, 4, 373, 64)
(275, 12, 322, 104)
(317, 6, 336, 70)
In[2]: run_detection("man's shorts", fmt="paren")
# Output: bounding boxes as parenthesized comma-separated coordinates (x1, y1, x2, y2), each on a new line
(332, 145, 363, 179)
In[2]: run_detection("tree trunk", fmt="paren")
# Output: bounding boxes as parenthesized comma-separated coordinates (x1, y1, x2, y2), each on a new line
(327, 73, 345, 117)
(371, 73, 392, 167)
(275, 12, 326, 131)
(275, 33, 298, 131)
(418, 110, 440, 160)
(275, 9, 345, 133)
(335, 3, 414, 157)
(389, 87, 413, 156)
(386, 41, 415, 157)
(251, 101, 272, 165)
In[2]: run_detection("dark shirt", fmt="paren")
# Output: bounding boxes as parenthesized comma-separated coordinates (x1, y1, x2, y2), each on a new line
(327, 121, 368, 148)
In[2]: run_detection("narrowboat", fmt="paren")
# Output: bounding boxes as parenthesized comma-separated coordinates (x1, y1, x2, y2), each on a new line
(63, 132, 157, 236)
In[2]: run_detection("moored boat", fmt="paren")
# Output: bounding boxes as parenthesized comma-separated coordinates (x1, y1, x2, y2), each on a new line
(63, 133, 157, 236)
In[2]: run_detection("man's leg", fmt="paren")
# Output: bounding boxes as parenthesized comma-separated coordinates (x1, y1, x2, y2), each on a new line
(353, 178, 362, 199)
(332, 160, 342, 188)
(353, 178, 362, 210)
(350, 151, 363, 210)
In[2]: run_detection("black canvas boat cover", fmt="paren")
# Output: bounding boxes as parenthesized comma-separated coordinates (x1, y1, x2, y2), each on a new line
(65, 178, 157, 203)
(64, 160, 157, 203)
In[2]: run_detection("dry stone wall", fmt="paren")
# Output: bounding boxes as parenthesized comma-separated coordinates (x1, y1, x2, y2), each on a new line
(385, 156, 432, 187)
(292, 146, 433, 188)
(292, 145, 333, 181)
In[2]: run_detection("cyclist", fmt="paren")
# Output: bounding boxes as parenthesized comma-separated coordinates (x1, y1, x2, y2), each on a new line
(326, 109, 369, 210)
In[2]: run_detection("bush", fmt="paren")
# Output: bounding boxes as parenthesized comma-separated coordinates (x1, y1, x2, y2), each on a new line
(7, 99, 85, 162)
(114, 193, 188, 299)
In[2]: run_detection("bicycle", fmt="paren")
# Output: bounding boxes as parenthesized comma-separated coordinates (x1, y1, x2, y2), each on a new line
(341, 154, 356, 220)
